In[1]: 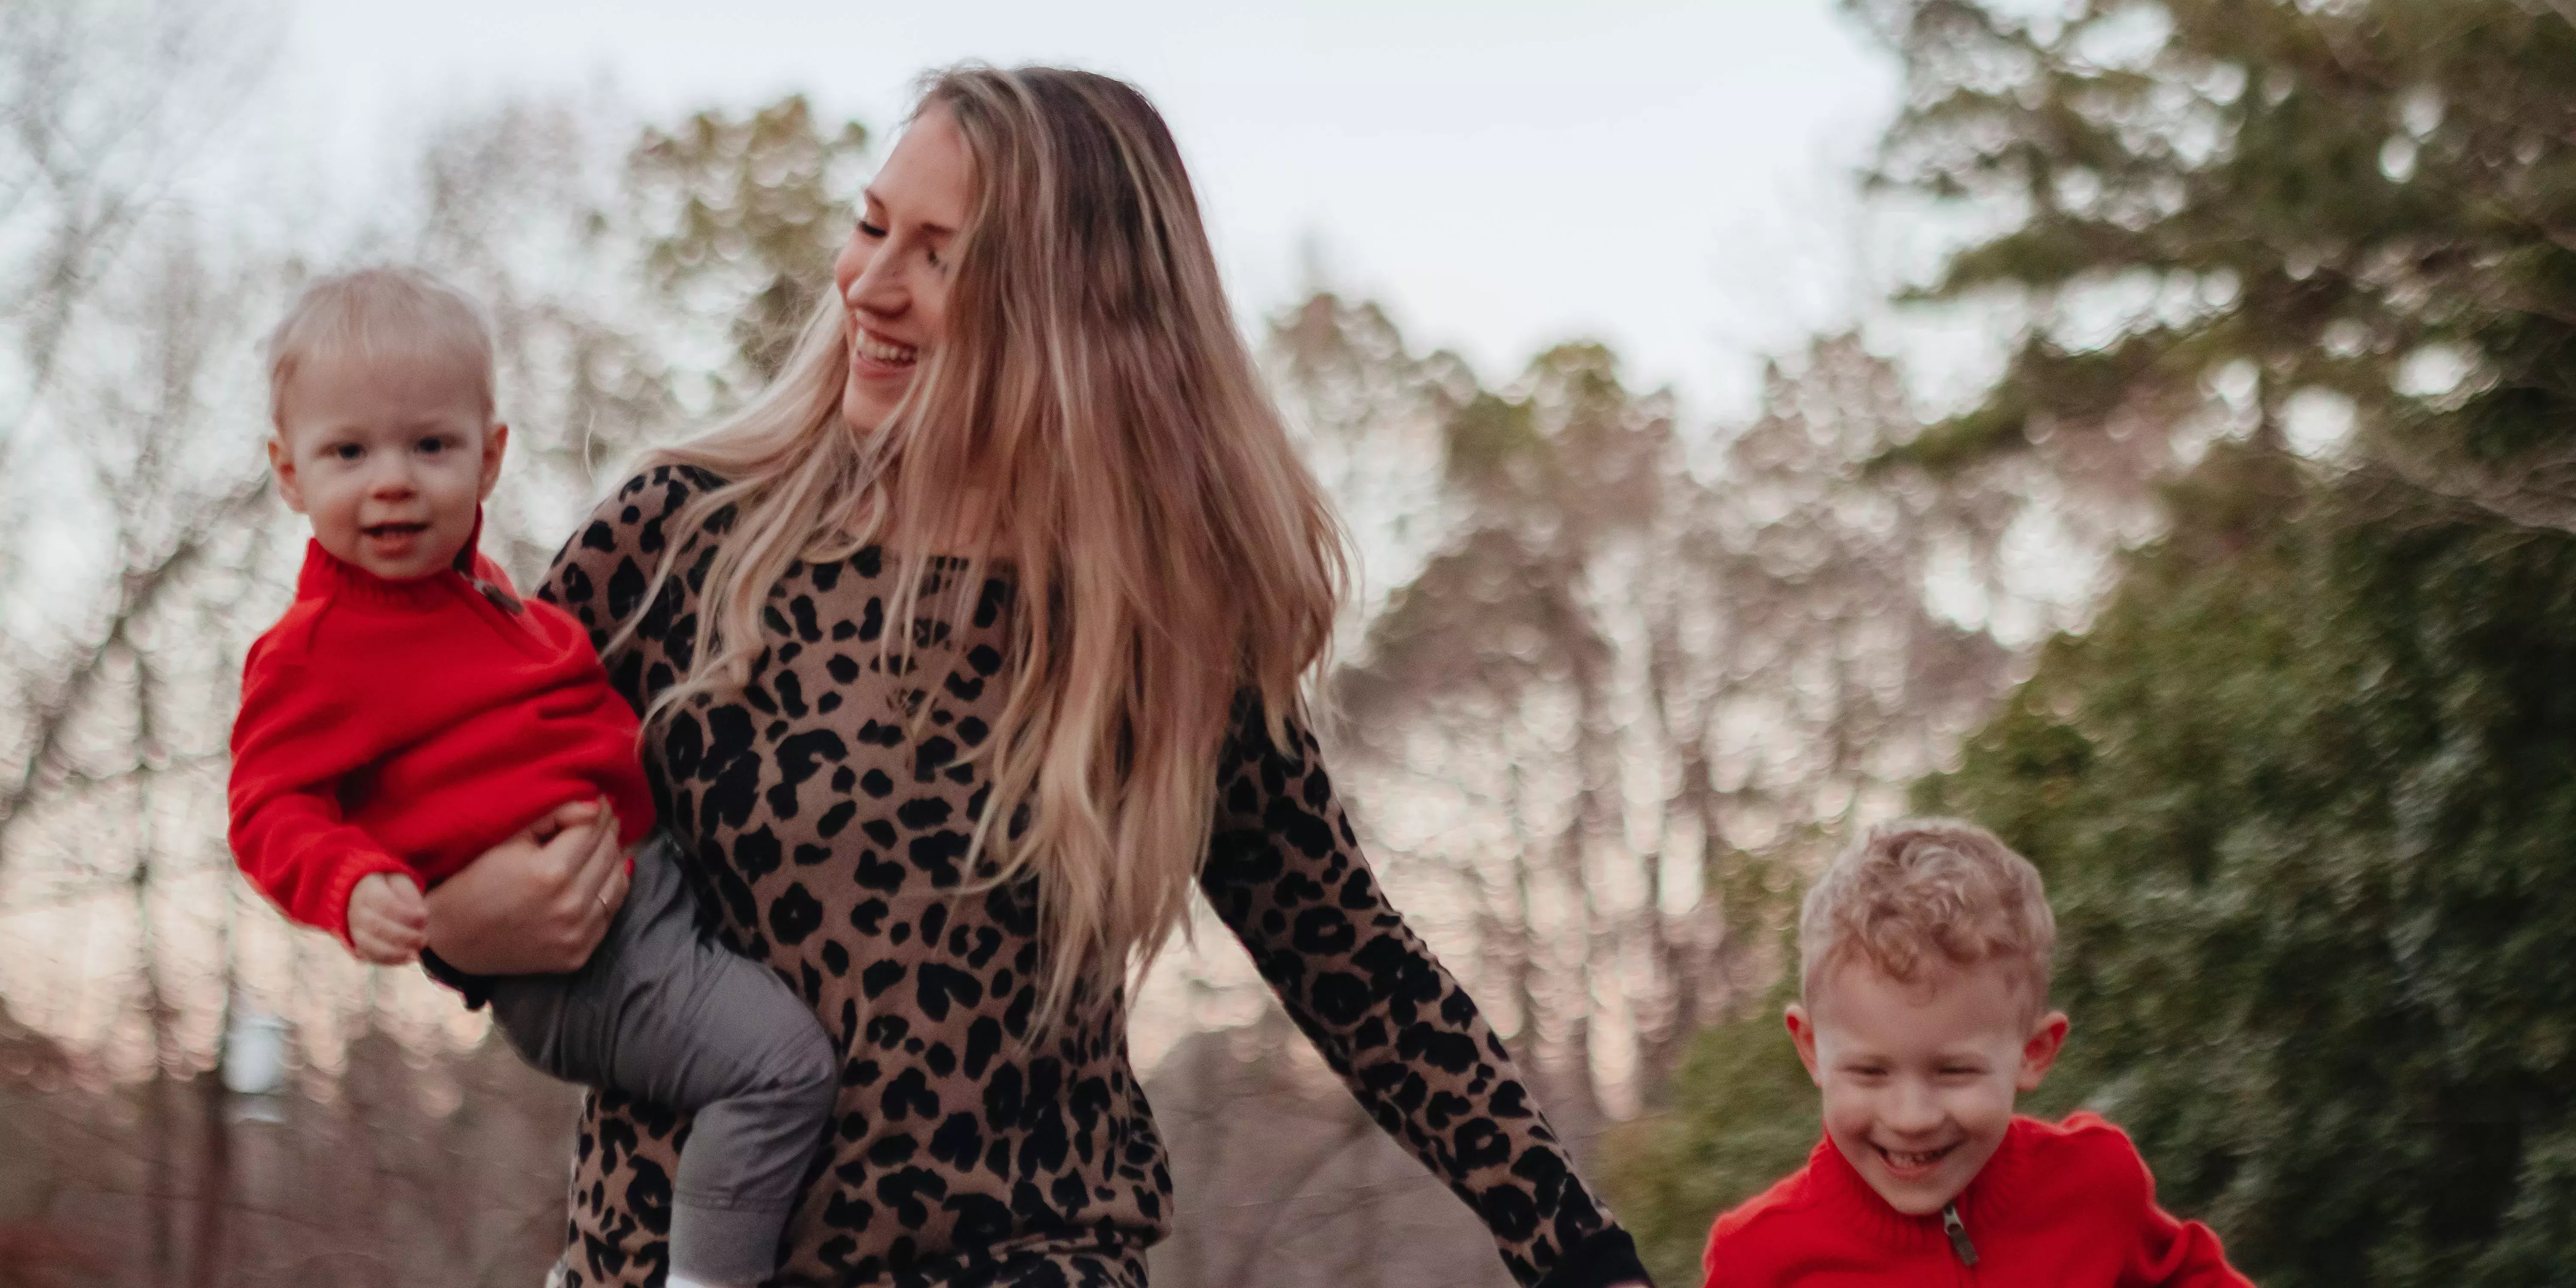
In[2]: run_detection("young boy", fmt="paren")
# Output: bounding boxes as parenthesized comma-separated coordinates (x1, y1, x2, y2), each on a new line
(1701, 818, 2251, 1287)
(227, 267, 835, 1288)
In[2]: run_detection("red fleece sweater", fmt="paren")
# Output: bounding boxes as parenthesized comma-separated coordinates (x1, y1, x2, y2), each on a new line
(1703, 1114, 2252, 1288)
(228, 537, 654, 945)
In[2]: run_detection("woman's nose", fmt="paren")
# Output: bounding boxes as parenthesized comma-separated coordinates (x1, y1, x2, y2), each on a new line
(842, 251, 905, 321)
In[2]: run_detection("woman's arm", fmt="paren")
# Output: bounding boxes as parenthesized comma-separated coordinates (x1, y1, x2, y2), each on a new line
(423, 465, 717, 982)
(1198, 696, 1654, 1288)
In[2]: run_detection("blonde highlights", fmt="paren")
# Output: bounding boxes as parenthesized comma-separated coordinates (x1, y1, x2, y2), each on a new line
(1799, 817, 2057, 1015)
(618, 66, 1347, 1032)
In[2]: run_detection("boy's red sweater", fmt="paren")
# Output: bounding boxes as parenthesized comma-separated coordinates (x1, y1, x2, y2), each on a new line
(228, 536, 654, 945)
(1703, 1113, 2252, 1288)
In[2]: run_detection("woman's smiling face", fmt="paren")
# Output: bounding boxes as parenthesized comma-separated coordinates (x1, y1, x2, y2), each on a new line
(834, 103, 974, 434)
(1786, 958, 2067, 1215)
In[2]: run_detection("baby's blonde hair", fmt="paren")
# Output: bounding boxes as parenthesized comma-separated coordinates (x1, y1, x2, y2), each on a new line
(264, 266, 495, 431)
(1800, 817, 2056, 1015)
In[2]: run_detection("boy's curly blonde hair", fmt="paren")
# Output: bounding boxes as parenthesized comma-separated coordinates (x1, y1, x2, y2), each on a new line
(1799, 817, 2056, 1015)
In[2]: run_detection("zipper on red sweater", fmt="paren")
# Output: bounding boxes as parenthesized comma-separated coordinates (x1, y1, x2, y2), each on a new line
(472, 577, 525, 615)
(1942, 1201, 1978, 1270)
(456, 571, 549, 649)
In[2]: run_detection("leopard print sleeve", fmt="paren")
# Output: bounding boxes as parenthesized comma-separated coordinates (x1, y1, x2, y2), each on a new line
(1197, 698, 1653, 1288)
(534, 464, 719, 710)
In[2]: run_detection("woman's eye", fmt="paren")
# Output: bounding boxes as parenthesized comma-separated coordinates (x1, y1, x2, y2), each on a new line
(926, 247, 943, 270)
(857, 219, 887, 239)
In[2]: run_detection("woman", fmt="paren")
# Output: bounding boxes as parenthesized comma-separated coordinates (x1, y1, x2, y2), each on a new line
(424, 66, 1652, 1288)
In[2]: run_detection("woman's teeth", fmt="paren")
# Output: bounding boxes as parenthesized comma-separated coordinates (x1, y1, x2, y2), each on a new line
(857, 331, 917, 366)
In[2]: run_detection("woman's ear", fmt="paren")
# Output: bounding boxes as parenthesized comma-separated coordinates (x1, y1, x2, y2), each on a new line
(478, 421, 510, 500)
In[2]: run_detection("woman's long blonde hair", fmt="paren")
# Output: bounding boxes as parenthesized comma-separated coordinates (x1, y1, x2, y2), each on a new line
(615, 66, 1347, 1028)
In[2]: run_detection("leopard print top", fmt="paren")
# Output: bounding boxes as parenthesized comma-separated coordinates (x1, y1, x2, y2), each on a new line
(534, 467, 1642, 1288)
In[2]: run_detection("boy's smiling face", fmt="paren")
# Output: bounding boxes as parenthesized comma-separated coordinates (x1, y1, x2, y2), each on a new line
(1787, 958, 2068, 1215)
(269, 346, 504, 581)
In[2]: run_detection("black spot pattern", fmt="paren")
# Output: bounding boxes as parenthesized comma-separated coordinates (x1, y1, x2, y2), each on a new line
(535, 468, 1629, 1288)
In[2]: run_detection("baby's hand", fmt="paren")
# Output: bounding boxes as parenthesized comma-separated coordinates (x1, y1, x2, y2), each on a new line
(347, 872, 428, 966)
(527, 796, 608, 846)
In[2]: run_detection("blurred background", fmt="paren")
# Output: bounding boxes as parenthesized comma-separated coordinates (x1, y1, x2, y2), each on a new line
(4, 0, 2574, 1285)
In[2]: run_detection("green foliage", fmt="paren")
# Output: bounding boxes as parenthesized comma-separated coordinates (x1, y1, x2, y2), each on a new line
(1859, 0, 2576, 498)
(1851, 10, 2576, 1276)
(1611, 5, 2576, 1283)
(1613, 460, 2576, 1287)
(1913, 475, 2576, 1286)
(629, 94, 869, 380)
(1602, 1002, 1819, 1288)
(1853, 18, 2576, 1274)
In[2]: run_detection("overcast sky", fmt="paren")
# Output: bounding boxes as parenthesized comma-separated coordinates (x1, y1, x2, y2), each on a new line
(268, 0, 1901, 420)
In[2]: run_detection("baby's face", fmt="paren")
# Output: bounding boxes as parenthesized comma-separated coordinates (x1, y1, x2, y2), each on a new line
(269, 348, 504, 581)
(1786, 959, 2067, 1215)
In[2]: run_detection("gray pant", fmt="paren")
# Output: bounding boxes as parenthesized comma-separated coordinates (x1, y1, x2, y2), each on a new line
(485, 834, 837, 1286)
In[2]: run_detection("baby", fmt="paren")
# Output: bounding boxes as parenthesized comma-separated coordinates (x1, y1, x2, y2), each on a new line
(1701, 818, 2252, 1287)
(227, 267, 834, 1288)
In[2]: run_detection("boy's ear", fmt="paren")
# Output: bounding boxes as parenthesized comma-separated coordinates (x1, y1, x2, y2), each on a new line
(1784, 1003, 1825, 1088)
(2015, 1009, 2071, 1092)
(477, 422, 509, 501)
(267, 435, 307, 514)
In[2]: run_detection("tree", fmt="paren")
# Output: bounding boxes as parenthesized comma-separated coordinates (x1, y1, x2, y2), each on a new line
(1845, 6, 2576, 1274)
(1589, 335, 2024, 1288)
(1908, 478, 2576, 1287)
(407, 94, 699, 578)
(1856, 0, 2576, 530)
(0, 0, 282, 875)
(1610, 3, 2576, 1283)
(0, 73, 879, 1286)
(1301, 314, 2020, 1127)
(628, 94, 869, 384)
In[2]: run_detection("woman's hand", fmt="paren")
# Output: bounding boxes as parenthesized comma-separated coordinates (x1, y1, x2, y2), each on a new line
(422, 797, 631, 974)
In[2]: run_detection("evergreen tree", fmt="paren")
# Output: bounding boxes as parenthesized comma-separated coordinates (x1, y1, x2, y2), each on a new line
(1906, 467, 2576, 1287)
(1861, 0, 2576, 526)
(1609, 4, 2576, 1283)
